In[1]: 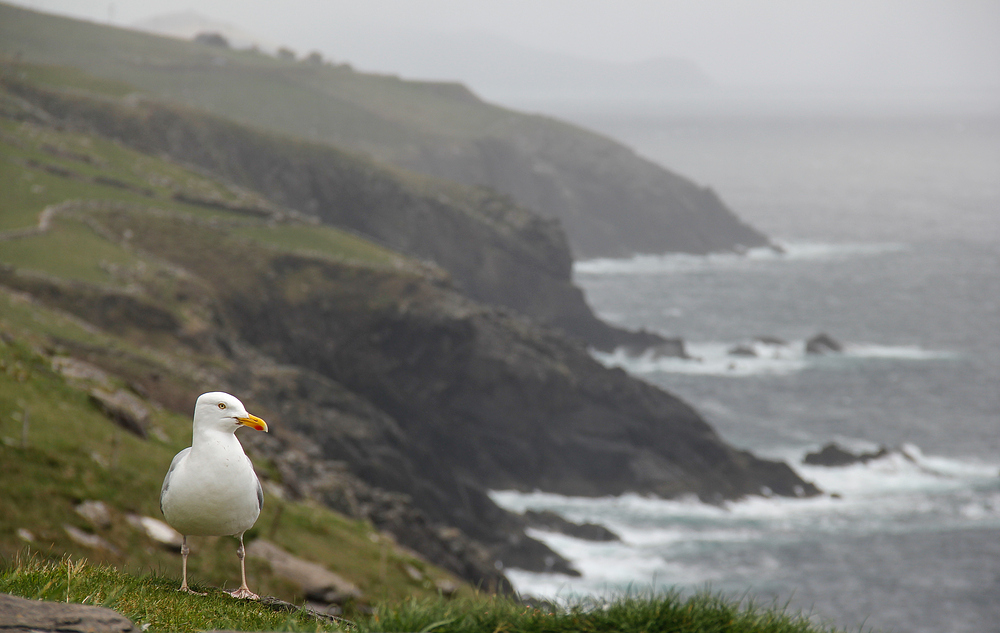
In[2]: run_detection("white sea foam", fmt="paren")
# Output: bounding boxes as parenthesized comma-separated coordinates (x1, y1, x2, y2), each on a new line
(491, 445, 1000, 600)
(592, 339, 954, 377)
(573, 241, 908, 276)
(843, 343, 956, 360)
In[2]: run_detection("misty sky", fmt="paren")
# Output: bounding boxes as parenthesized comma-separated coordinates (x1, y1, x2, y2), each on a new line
(9, 0, 1000, 100)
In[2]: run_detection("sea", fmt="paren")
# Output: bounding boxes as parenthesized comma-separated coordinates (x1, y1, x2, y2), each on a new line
(489, 106, 1000, 632)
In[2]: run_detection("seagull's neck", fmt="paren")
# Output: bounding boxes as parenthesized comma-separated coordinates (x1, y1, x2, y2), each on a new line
(190, 427, 244, 456)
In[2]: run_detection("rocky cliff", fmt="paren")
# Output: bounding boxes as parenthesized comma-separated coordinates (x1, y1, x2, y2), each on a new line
(1, 66, 818, 591)
(5, 79, 657, 351)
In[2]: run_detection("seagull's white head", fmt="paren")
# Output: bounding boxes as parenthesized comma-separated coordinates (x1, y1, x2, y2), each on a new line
(193, 392, 268, 434)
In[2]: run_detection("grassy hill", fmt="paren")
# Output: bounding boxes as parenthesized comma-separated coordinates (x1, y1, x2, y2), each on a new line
(0, 2, 770, 258)
(0, 103, 468, 608)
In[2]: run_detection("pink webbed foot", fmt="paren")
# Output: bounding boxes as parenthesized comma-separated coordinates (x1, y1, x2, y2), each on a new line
(178, 585, 207, 596)
(229, 586, 260, 600)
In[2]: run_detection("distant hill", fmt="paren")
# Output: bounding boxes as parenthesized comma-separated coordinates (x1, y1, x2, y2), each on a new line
(0, 2, 769, 258)
(323, 29, 714, 103)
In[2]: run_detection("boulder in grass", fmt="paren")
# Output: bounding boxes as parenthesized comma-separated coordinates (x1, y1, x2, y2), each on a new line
(75, 500, 112, 529)
(246, 540, 363, 603)
(0, 593, 138, 633)
(88, 389, 149, 438)
(63, 525, 120, 555)
(126, 514, 183, 549)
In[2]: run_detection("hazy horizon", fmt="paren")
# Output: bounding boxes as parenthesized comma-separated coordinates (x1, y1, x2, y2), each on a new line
(7, 0, 1000, 115)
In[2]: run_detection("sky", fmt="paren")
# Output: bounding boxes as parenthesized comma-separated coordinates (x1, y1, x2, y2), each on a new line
(9, 0, 1000, 107)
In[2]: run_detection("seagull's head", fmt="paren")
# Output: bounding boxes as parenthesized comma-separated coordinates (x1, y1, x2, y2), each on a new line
(193, 392, 268, 434)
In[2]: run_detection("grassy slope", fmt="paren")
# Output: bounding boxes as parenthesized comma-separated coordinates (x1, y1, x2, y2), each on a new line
(0, 86, 467, 608)
(0, 558, 845, 633)
(0, 2, 507, 150)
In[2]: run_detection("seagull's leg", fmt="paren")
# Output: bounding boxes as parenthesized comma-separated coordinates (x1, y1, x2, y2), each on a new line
(178, 536, 206, 596)
(229, 532, 259, 600)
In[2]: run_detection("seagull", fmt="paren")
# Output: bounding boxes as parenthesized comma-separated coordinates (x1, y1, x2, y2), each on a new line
(160, 392, 269, 599)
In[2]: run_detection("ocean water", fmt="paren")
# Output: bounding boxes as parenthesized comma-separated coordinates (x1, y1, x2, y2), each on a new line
(492, 113, 1000, 632)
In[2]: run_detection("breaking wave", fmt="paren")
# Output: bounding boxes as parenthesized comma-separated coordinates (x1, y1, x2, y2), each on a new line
(593, 339, 955, 377)
(574, 241, 908, 276)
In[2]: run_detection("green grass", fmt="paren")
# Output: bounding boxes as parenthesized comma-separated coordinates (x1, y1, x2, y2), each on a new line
(0, 116, 269, 230)
(0, 557, 847, 633)
(0, 556, 344, 633)
(362, 592, 846, 633)
(234, 224, 404, 269)
(0, 100, 417, 286)
(0, 218, 147, 285)
(6, 61, 139, 98)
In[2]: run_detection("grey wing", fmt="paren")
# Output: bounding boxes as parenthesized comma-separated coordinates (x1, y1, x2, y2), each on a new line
(160, 447, 191, 515)
(248, 455, 263, 512)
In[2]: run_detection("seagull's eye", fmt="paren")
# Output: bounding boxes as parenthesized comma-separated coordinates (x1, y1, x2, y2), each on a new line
(218, 403, 227, 410)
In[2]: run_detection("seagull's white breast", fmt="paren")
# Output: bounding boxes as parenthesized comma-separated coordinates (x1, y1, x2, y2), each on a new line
(160, 433, 262, 536)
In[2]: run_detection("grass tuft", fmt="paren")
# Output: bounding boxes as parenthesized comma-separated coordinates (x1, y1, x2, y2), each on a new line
(354, 590, 846, 633)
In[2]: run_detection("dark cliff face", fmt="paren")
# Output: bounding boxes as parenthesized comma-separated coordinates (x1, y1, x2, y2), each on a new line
(82, 208, 816, 508)
(224, 258, 812, 502)
(8, 81, 639, 350)
(391, 118, 771, 258)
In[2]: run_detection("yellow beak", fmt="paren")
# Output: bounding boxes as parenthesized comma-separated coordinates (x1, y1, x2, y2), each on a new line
(237, 414, 268, 432)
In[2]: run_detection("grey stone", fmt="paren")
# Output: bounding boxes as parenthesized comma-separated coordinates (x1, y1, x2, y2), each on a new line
(88, 389, 149, 438)
(246, 540, 363, 601)
(0, 593, 138, 633)
(75, 500, 112, 529)
(63, 525, 119, 555)
(523, 510, 620, 542)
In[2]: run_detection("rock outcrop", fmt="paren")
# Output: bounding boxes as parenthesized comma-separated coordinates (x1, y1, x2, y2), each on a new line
(803, 443, 890, 467)
(805, 333, 843, 355)
(522, 510, 620, 542)
(394, 118, 770, 258)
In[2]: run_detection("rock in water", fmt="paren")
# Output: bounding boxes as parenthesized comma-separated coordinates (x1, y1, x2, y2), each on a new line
(523, 510, 620, 542)
(805, 333, 843, 355)
(0, 593, 138, 633)
(804, 442, 889, 467)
